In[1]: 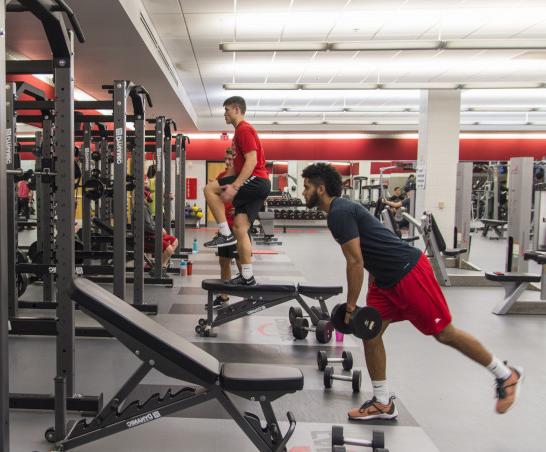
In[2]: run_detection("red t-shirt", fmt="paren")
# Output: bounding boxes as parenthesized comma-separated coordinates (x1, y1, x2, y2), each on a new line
(232, 121, 269, 179)
(17, 181, 30, 199)
(217, 170, 234, 227)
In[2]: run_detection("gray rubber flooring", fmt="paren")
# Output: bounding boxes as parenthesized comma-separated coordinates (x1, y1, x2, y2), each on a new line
(8, 227, 544, 451)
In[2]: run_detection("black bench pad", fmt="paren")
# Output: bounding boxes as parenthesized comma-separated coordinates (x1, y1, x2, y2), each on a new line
(202, 279, 296, 294)
(485, 272, 541, 283)
(71, 278, 221, 385)
(525, 251, 546, 265)
(443, 248, 467, 257)
(297, 284, 342, 296)
(220, 363, 303, 392)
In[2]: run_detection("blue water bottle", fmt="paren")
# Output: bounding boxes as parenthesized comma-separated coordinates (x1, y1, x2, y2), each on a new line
(192, 238, 199, 254)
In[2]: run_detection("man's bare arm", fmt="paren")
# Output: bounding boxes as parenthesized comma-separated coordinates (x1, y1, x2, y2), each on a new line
(233, 151, 257, 189)
(341, 237, 364, 312)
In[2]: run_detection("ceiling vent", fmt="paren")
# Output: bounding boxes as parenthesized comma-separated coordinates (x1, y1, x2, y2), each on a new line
(140, 12, 179, 87)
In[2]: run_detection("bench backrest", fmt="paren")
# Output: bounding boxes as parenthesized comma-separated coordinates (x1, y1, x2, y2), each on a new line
(71, 278, 220, 386)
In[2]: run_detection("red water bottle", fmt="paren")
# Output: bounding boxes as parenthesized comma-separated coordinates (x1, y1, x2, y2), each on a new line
(187, 260, 193, 276)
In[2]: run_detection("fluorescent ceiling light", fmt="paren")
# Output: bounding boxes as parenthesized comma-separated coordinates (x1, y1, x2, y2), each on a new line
(464, 82, 545, 89)
(220, 41, 328, 52)
(220, 39, 546, 53)
(330, 40, 439, 51)
(463, 106, 541, 112)
(223, 83, 300, 90)
(225, 82, 546, 91)
(380, 82, 459, 90)
(446, 39, 546, 50)
(301, 83, 379, 90)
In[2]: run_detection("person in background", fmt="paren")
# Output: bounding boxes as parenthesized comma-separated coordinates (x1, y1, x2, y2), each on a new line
(141, 186, 178, 278)
(214, 148, 242, 307)
(17, 179, 33, 221)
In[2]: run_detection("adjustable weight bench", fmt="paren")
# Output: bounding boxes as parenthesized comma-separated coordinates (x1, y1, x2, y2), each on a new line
(55, 278, 302, 451)
(485, 250, 546, 315)
(481, 219, 507, 240)
(199, 280, 342, 343)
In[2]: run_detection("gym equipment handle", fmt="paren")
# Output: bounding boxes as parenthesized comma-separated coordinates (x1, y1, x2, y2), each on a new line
(52, 0, 86, 43)
(273, 411, 296, 452)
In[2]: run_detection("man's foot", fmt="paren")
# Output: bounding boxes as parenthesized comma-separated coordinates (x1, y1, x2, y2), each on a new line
(204, 232, 236, 248)
(228, 274, 257, 286)
(348, 396, 398, 421)
(495, 365, 524, 414)
(212, 295, 230, 308)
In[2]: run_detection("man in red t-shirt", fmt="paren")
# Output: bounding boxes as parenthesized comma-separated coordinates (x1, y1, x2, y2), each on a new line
(204, 96, 271, 286)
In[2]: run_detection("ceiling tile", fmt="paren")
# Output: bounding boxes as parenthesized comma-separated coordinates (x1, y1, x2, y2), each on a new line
(142, 0, 181, 14)
(180, 0, 233, 14)
(150, 13, 186, 38)
(237, 0, 292, 13)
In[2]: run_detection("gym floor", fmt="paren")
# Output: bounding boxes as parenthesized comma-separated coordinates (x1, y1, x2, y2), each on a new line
(9, 228, 545, 452)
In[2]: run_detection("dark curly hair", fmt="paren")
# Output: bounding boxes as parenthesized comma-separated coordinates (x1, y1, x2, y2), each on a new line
(301, 163, 342, 197)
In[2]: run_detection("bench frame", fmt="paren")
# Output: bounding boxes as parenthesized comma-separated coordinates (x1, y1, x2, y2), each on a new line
(55, 350, 296, 452)
(198, 283, 340, 340)
(491, 278, 539, 314)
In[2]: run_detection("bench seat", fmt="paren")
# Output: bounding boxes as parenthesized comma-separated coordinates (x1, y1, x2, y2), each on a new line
(297, 284, 342, 296)
(202, 279, 296, 294)
(220, 363, 303, 392)
(485, 272, 541, 283)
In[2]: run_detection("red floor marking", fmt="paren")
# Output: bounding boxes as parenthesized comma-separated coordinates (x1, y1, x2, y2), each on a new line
(252, 249, 279, 255)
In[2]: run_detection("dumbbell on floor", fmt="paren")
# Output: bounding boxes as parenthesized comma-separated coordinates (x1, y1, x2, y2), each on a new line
(317, 350, 353, 371)
(323, 366, 361, 392)
(292, 317, 333, 344)
(289, 306, 328, 326)
(331, 425, 387, 452)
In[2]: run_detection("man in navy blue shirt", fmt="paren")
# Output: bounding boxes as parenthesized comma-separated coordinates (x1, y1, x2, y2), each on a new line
(301, 163, 523, 421)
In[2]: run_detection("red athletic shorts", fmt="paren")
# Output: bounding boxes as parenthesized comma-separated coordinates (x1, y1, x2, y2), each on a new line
(144, 233, 177, 253)
(366, 253, 452, 335)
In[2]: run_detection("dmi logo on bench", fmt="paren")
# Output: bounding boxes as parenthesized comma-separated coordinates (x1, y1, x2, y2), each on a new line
(126, 410, 161, 428)
(115, 128, 123, 164)
(247, 305, 266, 315)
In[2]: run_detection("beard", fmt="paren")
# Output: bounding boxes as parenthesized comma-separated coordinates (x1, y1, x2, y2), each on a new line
(306, 192, 319, 208)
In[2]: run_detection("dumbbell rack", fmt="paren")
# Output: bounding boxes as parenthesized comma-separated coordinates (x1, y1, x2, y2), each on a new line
(267, 197, 328, 231)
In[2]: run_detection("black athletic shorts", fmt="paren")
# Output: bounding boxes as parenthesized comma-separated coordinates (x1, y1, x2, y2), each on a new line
(218, 243, 238, 259)
(218, 175, 271, 225)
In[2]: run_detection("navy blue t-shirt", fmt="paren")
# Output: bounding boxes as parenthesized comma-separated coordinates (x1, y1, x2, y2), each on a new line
(327, 197, 421, 288)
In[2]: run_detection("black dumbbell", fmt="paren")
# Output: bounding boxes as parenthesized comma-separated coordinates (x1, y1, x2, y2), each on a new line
(331, 425, 387, 451)
(323, 366, 361, 392)
(330, 303, 382, 340)
(289, 305, 328, 325)
(317, 350, 353, 371)
(292, 317, 333, 344)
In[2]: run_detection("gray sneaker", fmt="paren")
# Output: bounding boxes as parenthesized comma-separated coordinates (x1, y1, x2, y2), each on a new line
(204, 232, 236, 248)
(228, 274, 257, 286)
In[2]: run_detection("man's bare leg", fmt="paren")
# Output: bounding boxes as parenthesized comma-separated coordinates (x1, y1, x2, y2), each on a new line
(204, 180, 227, 224)
(233, 214, 251, 265)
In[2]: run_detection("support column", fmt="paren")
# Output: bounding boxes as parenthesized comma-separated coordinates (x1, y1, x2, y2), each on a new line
(415, 90, 461, 247)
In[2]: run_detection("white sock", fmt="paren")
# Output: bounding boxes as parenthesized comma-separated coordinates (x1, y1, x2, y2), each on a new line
(371, 380, 390, 405)
(218, 222, 231, 236)
(487, 357, 512, 380)
(241, 264, 253, 280)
